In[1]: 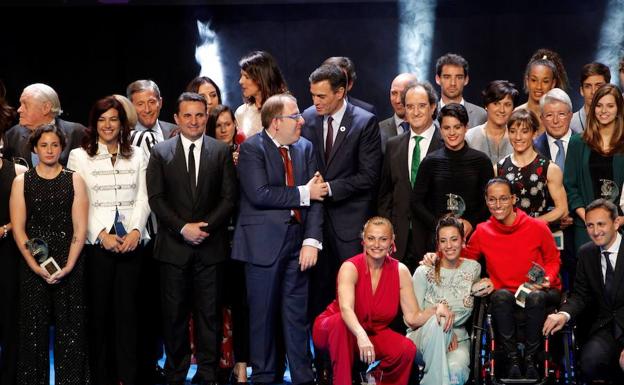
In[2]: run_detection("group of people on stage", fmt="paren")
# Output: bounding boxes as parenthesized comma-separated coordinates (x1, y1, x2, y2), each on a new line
(1, 46, 624, 385)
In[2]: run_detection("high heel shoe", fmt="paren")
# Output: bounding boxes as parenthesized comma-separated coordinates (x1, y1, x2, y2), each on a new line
(230, 362, 250, 385)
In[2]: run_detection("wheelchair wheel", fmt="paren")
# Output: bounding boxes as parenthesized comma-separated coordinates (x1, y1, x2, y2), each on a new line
(470, 298, 491, 385)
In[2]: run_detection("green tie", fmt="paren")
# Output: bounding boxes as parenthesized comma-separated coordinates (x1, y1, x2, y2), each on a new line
(410, 136, 424, 186)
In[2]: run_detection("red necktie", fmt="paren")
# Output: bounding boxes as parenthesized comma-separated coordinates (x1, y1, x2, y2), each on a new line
(325, 116, 334, 163)
(279, 147, 301, 223)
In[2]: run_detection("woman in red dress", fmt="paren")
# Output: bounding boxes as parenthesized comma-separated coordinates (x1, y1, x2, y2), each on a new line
(312, 216, 454, 385)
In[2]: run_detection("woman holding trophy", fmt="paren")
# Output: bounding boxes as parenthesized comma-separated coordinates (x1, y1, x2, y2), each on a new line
(67, 96, 150, 385)
(411, 103, 493, 249)
(564, 84, 624, 250)
(9, 124, 90, 384)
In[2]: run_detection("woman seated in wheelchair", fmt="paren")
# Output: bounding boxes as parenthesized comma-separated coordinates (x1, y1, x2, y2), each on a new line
(408, 215, 490, 385)
(421, 177, 562, 381)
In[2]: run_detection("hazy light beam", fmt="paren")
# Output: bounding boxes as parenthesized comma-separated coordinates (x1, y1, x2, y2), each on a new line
(596, 0, 624, 83)
(398, 0, 437, 81)
(195, 20, 227, 104)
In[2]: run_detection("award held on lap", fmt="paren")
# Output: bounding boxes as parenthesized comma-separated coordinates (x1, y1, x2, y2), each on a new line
(26, 238, 61, 275)
(514, 262, 546, 308)
(600, 179, 619, 203)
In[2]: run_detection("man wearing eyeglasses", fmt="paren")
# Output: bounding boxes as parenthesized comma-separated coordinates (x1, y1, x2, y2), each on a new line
(232, 93, 326, 385)
(423, 177, 561, 380)
(534, 88, 578, 290)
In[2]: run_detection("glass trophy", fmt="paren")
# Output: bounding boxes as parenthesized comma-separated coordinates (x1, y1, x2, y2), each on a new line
(514, 262, 546, 308)
(599, 179, 620, 203)
(25, 238, 60, 275)
(446, 193, 466, 217)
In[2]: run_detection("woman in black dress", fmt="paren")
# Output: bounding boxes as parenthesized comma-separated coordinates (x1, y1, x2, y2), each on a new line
(498, 108, 568, 222)
(9, 124, 90, 385)
(411, 103, 494, 249)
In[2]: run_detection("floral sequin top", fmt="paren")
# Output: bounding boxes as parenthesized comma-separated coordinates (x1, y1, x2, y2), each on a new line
(411, 258, 481, 342)
(498, 153, 551, 218)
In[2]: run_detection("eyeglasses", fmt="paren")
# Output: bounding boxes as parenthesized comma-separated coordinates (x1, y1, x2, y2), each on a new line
(542, 112, 570, 121)
(276, 113, 302, 121)
(486, 195, 513, 206)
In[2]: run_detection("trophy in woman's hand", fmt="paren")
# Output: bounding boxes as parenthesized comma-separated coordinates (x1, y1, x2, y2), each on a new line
(25, 238, 61, 275)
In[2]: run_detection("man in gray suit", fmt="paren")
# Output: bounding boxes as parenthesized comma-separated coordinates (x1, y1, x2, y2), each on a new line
(378, 73, 417, 153)
(435, 53, 486, 128)
(3, 83, 85, 167)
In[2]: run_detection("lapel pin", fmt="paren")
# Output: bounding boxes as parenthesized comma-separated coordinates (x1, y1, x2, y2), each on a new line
(339, 126, 346, 132)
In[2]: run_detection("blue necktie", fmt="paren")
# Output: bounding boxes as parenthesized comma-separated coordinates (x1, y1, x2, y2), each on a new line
(399, 121, 410, 135)
(554, 139, 565, 172)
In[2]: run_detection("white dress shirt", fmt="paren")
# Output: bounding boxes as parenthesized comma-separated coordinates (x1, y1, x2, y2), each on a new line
(546, 129, 572, 161)
(408, 124, 436, 176)
(179, 134, 203, 185)
(393, 114, 406, 134)
(601, 233, 622, 283)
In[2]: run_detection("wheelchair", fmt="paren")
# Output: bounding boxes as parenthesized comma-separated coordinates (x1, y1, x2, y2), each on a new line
(469, 295, 579, 385)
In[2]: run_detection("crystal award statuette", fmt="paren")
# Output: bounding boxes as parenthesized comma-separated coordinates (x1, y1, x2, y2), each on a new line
(446, 193, 466, 217)
(514, 262, 546, 308)
(599, 179, 620, 203)
(25, 238, 61, 275)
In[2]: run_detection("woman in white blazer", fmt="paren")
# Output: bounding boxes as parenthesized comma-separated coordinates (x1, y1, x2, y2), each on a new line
(67, 95, 150, 385)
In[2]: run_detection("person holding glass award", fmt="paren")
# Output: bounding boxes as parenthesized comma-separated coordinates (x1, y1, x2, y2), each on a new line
(9, 124, 90, 384)
(411, 103, 493, 250)
(564, 84, 624, 251)
(67, 96, 150, 385)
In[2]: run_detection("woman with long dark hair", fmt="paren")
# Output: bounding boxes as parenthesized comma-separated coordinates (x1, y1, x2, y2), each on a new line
(68, 96, 150, 385)
(186, 76, 223, 114)
(235, 51, 288, 138)
(565, 84, 624, 250)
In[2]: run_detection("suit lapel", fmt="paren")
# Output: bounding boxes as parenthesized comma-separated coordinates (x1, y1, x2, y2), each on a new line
(313, 115, 326, 170)
(327, 103, 353, 166)
(428, 128, 443, 155)
(396, 133, 410, 187)
(611, 242, 624, 302)
(194, 135, 211, 205)
(173, 137, 193, 202)
(262, 131, 286, 184)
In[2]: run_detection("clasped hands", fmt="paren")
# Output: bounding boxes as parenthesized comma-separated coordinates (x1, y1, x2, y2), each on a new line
(307, 171, 329, 201)
(99, 229, 141, 253)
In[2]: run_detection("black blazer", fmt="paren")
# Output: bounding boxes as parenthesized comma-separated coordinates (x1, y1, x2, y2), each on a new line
(561, 240, 624, 336)
(3, 118, 85, 167)
(534, 132, 551, 160)
(377, 128, 444, 260)
(301, 102, 381, 246)
(146, 135, 238, 267)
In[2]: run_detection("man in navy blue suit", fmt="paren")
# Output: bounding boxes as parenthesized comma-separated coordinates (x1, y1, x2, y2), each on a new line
(534, 88, 578, 289)
(232, 93, 326, 385)
(301, 63, 381, 347)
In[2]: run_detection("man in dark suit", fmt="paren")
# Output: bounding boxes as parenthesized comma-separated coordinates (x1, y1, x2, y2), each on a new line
(378, 81, 443, 272)
(378, 72, 418, 153)
(544, 199, 624, 383)
(3, 83, 85, 167)
(232, 94, 326, 385)
(435, 53, 486, 128)
(127, 78, 177, 384)
(146, 92, 237, 385)
(301, 63, 381, 319)
(534, 88, 577, 289)
(323, 56, 377, 115)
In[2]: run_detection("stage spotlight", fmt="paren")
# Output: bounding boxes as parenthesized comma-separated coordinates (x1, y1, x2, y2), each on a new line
(195, 20, 227, 104)
(398, 0, 437, 81)
(596, 0, 624, 81)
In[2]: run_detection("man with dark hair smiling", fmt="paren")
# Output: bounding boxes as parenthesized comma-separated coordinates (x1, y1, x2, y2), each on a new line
(544, 199, 624, 383)
(570, 62, 610, 133)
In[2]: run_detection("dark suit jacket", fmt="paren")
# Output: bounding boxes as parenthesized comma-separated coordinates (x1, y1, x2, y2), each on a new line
(3, 118, 85, 167)
(534, 132, 551, 160)
(377, 128, 444, 260)
(231, 130, 323, 266)
(437, 100, 486, 128)
(379, 116, 399, 154)
(561, 240, 624, 337)
(348, 96, 377, 116)
(301, 102, 381, 247)
(146, 135, 237, 267)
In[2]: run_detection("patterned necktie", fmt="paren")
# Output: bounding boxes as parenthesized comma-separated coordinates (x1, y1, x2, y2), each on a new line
(410, 136, 424, 186)
(188, 143, 197, 199)
(554, 139, 565, 172)
(279, 147, 301, 223)
(325, 116, 334, 163)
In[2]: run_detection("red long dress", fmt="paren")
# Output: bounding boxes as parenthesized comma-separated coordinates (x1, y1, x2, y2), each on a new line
(312, 254, 416, 385)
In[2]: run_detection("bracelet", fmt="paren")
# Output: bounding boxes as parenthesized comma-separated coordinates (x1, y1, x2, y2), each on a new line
(1, 224, 7, 239)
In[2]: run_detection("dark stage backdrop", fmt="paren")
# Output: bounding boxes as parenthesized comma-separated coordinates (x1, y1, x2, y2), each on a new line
(0, 1, 609, 126)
